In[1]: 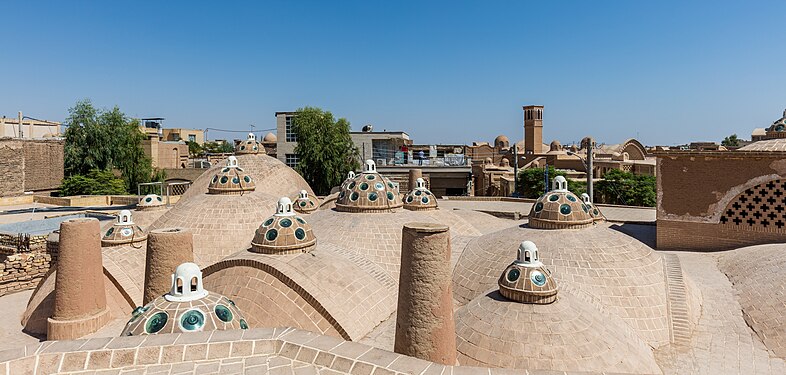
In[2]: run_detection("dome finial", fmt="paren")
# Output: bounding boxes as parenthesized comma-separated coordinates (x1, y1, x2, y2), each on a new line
(276, 197, 295, 216)
(248, 133, 255, 140)
(165, 262, 208, 302)
(364, 159, 377, 173)
(415, 178, 426, 190)
(118, 209, 133, 225)
(552, 176, 568, 192)
(227, 156, 239, 168)
(516, 241, 542, 266)
(299, 190, 308, 199)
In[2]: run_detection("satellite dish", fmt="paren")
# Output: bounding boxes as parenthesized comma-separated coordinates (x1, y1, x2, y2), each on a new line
(362, 124, 373, 132)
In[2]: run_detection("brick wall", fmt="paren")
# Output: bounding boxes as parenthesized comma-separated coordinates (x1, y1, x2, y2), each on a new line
(0, 138, 64, 196)
(656, 151, 786, 250)
(23, 140, 64, 191)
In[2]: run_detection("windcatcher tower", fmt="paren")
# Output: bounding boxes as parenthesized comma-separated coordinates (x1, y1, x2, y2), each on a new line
(523, 105, 544, 155)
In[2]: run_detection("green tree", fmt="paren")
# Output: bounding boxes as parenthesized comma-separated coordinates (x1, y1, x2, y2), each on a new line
(60, 169, 127, 196)
(516, 167, 585, 198)
(292, 107, 360, 195)
(721, 134, 741, 147)
(63, 99, 161, 194)
(202, 141, 234, 154)
(595, 169, 656, 207)
(186, 141, 203, 157)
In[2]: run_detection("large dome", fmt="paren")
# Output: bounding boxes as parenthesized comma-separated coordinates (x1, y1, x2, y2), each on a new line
(455, 288, 661, 374)
(235, 133, 264, 155)
(452, 223, 670, 347)
(528, 176, 593, 229)
(179, 154, 313, 201)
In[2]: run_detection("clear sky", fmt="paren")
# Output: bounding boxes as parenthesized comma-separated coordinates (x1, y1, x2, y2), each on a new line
(2, 1, 785, 146)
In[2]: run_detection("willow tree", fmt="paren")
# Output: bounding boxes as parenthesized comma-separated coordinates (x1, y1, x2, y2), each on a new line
(292, 107, 360, 195)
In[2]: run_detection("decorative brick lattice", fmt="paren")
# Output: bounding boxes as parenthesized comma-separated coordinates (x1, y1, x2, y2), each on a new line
(720, 179, 786, 231)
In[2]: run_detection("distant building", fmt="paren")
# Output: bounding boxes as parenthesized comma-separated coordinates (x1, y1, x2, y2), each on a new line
(0, 138, 64, 196)
(0, 113, 61, 139)
(162, 128, 204, 145)
(137, 118, 188, 169)
(751, 108, 786, 142)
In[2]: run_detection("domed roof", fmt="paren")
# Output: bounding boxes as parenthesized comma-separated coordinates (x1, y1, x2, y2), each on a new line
(335, 160, 402, 213)
(529, 176, 593, 229)
(137, 194, 165, 210)
(293, 190, 319, 214)
(455, 288, 660, 373)
(101, 210, 147, 246)
(207, 156, 256, 195)
(121, 262, 248, 335)
(452, 223, 670, 346)
(179, 154, 313, 201)
(494, 135, 509, 148)
(263, 132, 277, 142)
(235, 133, 264, 155)
(549, 140, 562, 152)
(498, 241, 558, 304)
(581, 193, 605, 221)
(403, 178, 437, 211)
(250, 197, 316, 254)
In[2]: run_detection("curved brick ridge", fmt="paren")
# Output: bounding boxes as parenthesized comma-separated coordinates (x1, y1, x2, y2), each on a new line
(203, 246, 397, 342)
(0, 327, 637, 374)
(663, 254, 692, 345)
(453, 223, 671, 347)
(719, 244, 786, 358)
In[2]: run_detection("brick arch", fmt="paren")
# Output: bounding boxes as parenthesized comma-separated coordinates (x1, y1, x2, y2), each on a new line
(202, 259, 350, 340)
(719, 178, 786, 231)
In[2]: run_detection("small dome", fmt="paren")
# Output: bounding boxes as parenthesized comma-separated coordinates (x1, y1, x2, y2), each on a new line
(263, 132, 277, 142)
(207, 156, 256, 195)
(549, 140, 562, 152)
(251, 197, 317, 254)
(293, 190, 320, 213)
(335, 160, 403, 213)
(499, 158, 510, 167)
(498, 241, 558, 304)
(403, 178, 438, 211)
(121, 262, 248, 336)
(235, 133, 264, 155)
(494, 135, 510, 149)
(581, 193, 605, 221)
(137, 194, 165, 210)
(528, 177, 593, 229)
(484, 157, 493, 165)
(102, 210, 147, 246)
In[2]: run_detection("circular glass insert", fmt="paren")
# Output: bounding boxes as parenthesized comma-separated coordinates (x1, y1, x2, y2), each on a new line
(232, 177, 240, 184)
(348, 182, 356, 189)
(156, 196, 162, 202)
(105, 227, 114, 237)
(350, 192, 359, 201)
(145, 197, 152, 203)
(240, 145, 246, 150)
(220, 176, 228, 184)
(252, 145, 258, 150)
(296, 217, 306, 224)
(387, 192, 395, 201)
(415, 191, 422, 196)
(567, 194, 577, 202)
(222, 168, 230, 173)
(280, 218, 292, 228)
(406, 196, 414, 203)
(387, 182, 394, 189)
(121, 228, 133, 237)
(359, 182, 369, 191)
(339, 191, 345, 199)
(534, 202, 543, 213)
(559, 204, 572, 215)
(421, 197, 429, 204)
(215, 305, 233, 323)
(366, 175, 375, 180)
(145, 312, 168, 334)
(211, 176, 217, 184)
(548, 194, 559, 202)
(582, 204, 589, 213)
(180, 309, 205, 331)
(264, 218, 274, 226)
(531, 271, 547, 287)
(299, 201, 307, 207)
(368, 192, 378, 201)
(265, 229, 278, 241)
(239, 319, 248, 329)
(244, 176, 251, 183)
(375, 182, 384, 191)
(593, 208, 599, 216)
(295, 228, 306, 240)
(507, 268, 520, 282)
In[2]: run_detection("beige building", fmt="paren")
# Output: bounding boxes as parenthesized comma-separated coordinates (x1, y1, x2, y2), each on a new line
(141, 136, 188, 169)
(162, 128, 204, 145)
(0, 138, 64, 196)
(0, 113, 61, 139)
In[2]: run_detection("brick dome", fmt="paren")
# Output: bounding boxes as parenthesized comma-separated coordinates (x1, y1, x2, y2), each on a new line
(137, 194, 165, 211)
(335, 160, 402, 213)
(403, 178, 438, 211)
(235, 133, 264, 155)
(251, 197, 316, 254)
(528, 176, 593, 229)
(292, 190, 320, 214)
(101, 210, 147, 246)
(498, 241, 558, 304)
(207, 156, 256, 195)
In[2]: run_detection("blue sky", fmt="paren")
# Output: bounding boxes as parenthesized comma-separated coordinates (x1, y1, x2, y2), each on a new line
(1, 1, 785, 146)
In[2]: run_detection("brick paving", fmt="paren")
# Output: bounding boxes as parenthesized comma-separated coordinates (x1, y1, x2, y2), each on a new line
(654, 252, 786, 374)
